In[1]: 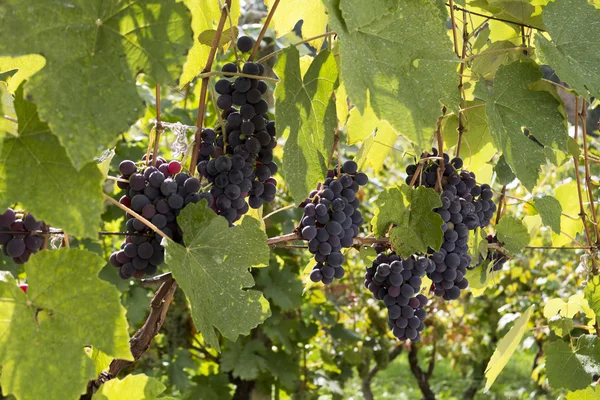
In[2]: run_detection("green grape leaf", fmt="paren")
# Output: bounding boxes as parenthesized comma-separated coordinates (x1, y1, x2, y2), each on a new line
(93, 374, 166, 400)
(535, 0, 600, 100)
(0, 0, 192, 168)
(197, 27, 240, 48)
(181, 0, 240, 86)
(585, 276, 600, 318)
(484, 305, 534, 391)
(371, 185, 444, 258)
(565, 385, 600, 400)
(548, 315, 574, 337)
(465, 263, 502, 297)
(470, 0, 544, 30)
(164, 201, 271, 351)
(265, 0, 328, 48)
(220, 339, 267, 381)
(475, 61, 568, 190)
(496, 216, 530, 254)
(471, 40, 529, 80)
(85, 346, 113, 376)
(263, 349, 301, 390)
(274, 48, 338, 205)
(189, 374, 232, 400)
(347, 93, 398, 173)
(256, 258, 303, 311)
(443, 100, 496, 175)
(546, 335, 600, 390)
(325, 0, 458, 148)
(0, 86, 104, 238)
(494, 154, 516, 185)
(0, 249, 132, 400)
(534, 195, 562, 233)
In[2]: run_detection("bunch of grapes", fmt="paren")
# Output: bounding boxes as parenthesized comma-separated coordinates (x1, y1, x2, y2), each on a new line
(0, 208, 44, 264)
(405, 149, 495, 300)
(484, 234, 507, 271)
(364, 251, 430, 342)
(299, 161, 369, 284)
(196, 35, 277, 224)
(110, 156, 211, 279)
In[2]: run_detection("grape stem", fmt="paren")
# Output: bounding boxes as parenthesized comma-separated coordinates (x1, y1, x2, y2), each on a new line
(248, 0, 280, 62)
(447, 0, 460, 57)
(151, 83, 162, 167)
(190, 0, 232, 177)
(455, 7, 469, 157)
(197, 70, 280, 82)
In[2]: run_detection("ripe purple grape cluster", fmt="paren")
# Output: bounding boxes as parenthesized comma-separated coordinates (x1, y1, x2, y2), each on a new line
(196, 35, 277, 224)
(485, 234, 507, 271)
(405, 149, 495, 301)
(0, 208, 44, 264)
(110, 157, 211, 279)
(364, 251, 429, 342)
(300, 161, 369, 284)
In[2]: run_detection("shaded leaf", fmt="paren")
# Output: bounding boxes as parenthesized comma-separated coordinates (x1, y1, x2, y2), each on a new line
(534, 195, 562, 232)
(221, 339, 267, 381)
(585, 276, 600, 318)
(548, 315, 574, 337)
(546, 335, 600, 390)
(496, 216, 530, 254)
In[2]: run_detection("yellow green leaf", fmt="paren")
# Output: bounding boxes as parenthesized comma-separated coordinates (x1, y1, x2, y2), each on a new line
(264, 0, 328, 48)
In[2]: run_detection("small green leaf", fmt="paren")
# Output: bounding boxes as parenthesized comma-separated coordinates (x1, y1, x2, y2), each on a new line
(274, 48, 338, 205)
(585, 276, 600, 318)
(0, 55, 46, 93)
(96, 149, 116, 179)
(546, 335, 600, 390)
(197, 27, 240, 47)
(548, 315, 574, 337)
(535, 0, 600, 100)
(164, 201, 271, 350)
(495, 155, 516, 186)
(372, 185, 444, 258)
(484, 305, 534, 391)
(220, 339, 267, 381)
(256, 258, 303, 311)
(496, 216, 530, 254)
(0, 87, 104, 238)
(475, 61, 568, 190)
(471, 41, 528, 79)
(534, 195, 562, 233)
(93, 374, 167, 400)
(0, 249, 132, 400)
(464, 261, 502, 297)
(0, 0, 193, 167)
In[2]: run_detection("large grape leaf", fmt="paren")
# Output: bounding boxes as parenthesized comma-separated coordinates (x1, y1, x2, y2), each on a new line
(546, 335, 600, 391)
(180, 0, 240, 86)
(264, 0, 328, 48)
(534, 195, 562, 233)
(535, 0, 600, 100)
(347, 93, 398, 173)
(475, 61, 568, 190)
(273, 48, 338, 205)
(164, 201, 271, 351)
(94, 374, 167, 400)
(0, 249, 132, 400)
(496, 216, 530, 254)
(324, 0, 458, 149)
(0, 0, 192, 168)
(0, 87, 104, 238)
(484, 305, 534, 391)
(371, 185, 444, 258)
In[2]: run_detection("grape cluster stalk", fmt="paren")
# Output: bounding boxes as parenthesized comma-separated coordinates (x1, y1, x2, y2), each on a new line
(298, 160, 369, 284)
(197, 35, 278, 224)
(406, 149, 495, 300)
(0, 209, 44, 264)
(364, 250, 430, 342)
(484, 234, 507, 271)
(110, 156, 211, 279)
